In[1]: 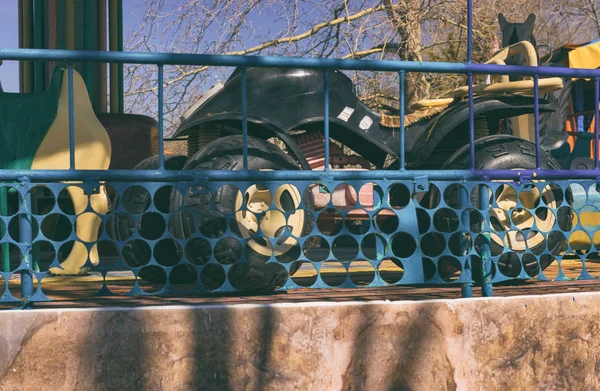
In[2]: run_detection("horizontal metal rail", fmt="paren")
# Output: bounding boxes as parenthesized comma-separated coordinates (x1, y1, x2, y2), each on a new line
(1, 48, 600, 78)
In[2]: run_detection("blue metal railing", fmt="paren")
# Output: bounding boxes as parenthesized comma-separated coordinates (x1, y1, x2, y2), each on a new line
(1, 0, 600, 307)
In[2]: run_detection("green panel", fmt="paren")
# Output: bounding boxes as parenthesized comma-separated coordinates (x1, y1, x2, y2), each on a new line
(0, 68, 62, 170)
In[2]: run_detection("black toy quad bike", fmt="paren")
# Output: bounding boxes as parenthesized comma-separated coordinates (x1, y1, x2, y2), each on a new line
(116, 43, 572, 292)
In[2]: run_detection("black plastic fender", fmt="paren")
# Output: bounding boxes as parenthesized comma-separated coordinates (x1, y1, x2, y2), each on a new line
(175, 67, 557, 169)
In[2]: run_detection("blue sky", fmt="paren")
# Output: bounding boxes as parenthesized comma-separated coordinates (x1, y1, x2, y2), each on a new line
(0, 1, 144, 92)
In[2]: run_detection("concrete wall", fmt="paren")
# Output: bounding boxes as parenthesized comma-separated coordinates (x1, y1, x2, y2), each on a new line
(0, 292, 599, 390)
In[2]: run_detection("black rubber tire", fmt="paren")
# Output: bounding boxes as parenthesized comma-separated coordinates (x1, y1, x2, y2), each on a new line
(442, 135, 572, 279)
(170, 135, 308, 292)
(108, 154, 189, 284)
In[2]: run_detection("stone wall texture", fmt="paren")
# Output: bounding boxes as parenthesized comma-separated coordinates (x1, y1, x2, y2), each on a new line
(0, 292, 599, 390)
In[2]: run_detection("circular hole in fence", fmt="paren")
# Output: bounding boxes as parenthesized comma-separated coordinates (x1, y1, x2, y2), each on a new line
(519, 185, 541, 209)
(569, 230, 591, 253)
(443, 184, 468, 209)
(462, 208, 484, 233)
(557, 206, 576, 231)
(433, 208, 459, 233)
(448, 232, 471, 256)
(106, 213, 135, 241)
(56, 241, 74, 264)
(378, 258, 404, 284)
(474, 233, 504, 257)
(122, 239, 152, 268)
(503, 231, 537, 254)
(244, 185, 272, 213)
(200, 264, 226, 290)
(495, 184, 517, 210)
(122, 185, 151, 214)
(359, 183, 383, 210)
(580, 205, 600, 232)
(303, 236, 330, 262)
(332, 183, 356, 211)
(316, 208, 343, 236)
(542, 183, 564, 207)
(214, 237, 243, 265)
(321, 260, 346, 287)
(471, 184, 493, 210)
(361, 233, 388, 260)
(498, 252, 522, 278)
(489, 209, 510, 231)
(375, 208, 399, 234)
(41, 213, 72, 242)
(93, 240, 120, 267)
(511, 208, 534, 230)
(7, 272, 38, 300)
(8, 214, 39, 242)
(275, 236, 301, 264)
(244, 236, 273, 264)
(137, 266, 166, 293)
(548, 231, 568, 255)
(57, 187, 76, 215)
(259, 210, 288, 238)
(105, 270, 136, 295)
(215, 185, 242, 213)
(585, 252, 600, 278)
(28, 186, 55, 215)
(562, 253, 583, 279)
(0, 186, 19, 216)
(169, 264, 199, 288)
(540, 255, 559, 280)
(422, 257, 436, 281)
(332, 235, 359, 262)
(304, 184, 330, 212)
(231, 262, 287, 290)
(184, 186, 213, 213)
(438, 256, 462, 282)
(566, 183, 586, 209)
(184, 238, 212, 265)
(414, 183, 440, 209)
(345, 208, 370, 235)
(416, 208, 431, 234)
(420, 233, 445, 257)
(291, 261, 317, 287)
(390, 232, 417, 258)
(138, 212, 166, 240)
(168, 212, 195, 239)
(534, 207, 556, 232)
(154, 239, 182, 267)
(32, 240, 56, 272)
(155, 186, 180, 214)
(349, 260, 375, 285)
(274, 184, 302, 213)
(199, 211, 227, 238)
(0, 244, 22, 272)
(522, 253, 541, 278)
(388, 183, 410, 210)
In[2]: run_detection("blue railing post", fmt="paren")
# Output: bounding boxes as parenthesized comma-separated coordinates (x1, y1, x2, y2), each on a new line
(479, 185, 493, 297)
(399, 70, 405, 170)
(323, 69, 330, 171)
(68, 65, 76, 170)
(241, 67, 248, 170)
(534, 76, 541, 169)
(19, 185, 34, 307)
(158, 65, 165, 169)
(595, 78, 599, 169)
(460, 187, 473, 298)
